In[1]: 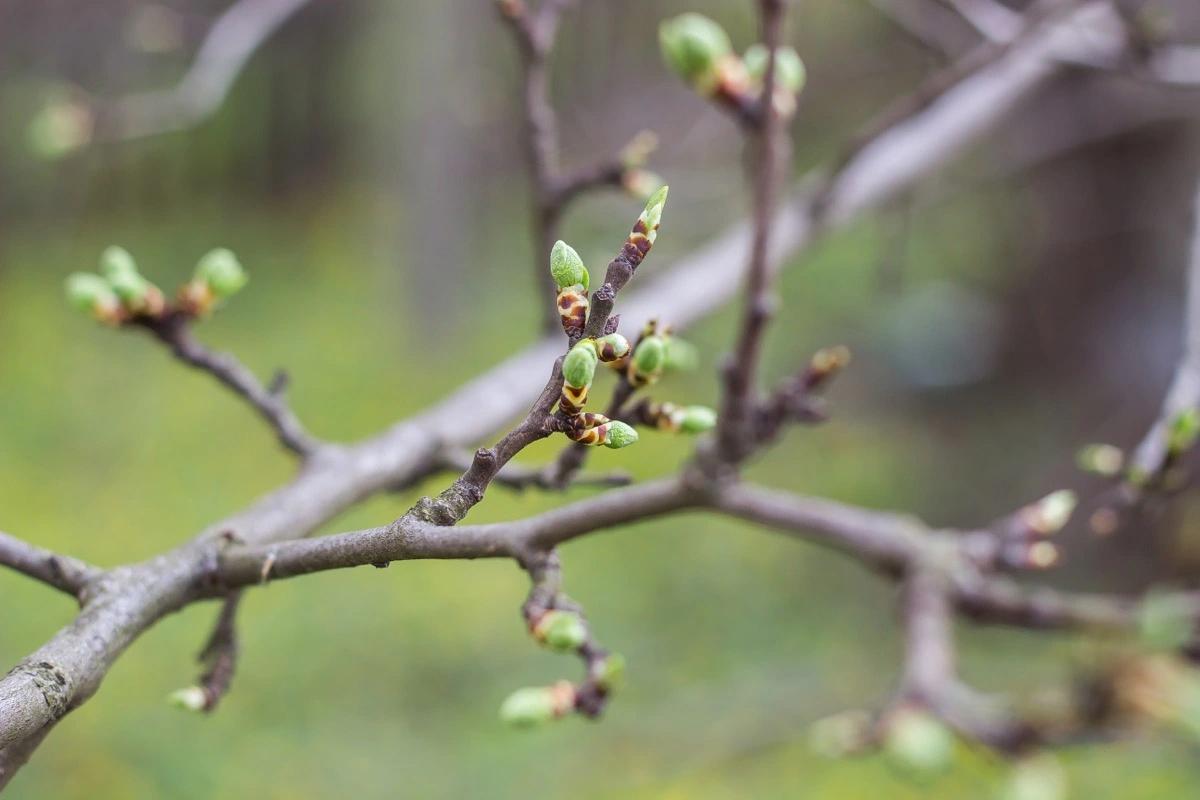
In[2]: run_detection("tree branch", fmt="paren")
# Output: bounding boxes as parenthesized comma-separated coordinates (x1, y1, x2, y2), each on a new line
(0, 530, 99, 599)
(138, 312, 319, 458)
(95, 0, 313, 142)
(715, 0, 792, 466)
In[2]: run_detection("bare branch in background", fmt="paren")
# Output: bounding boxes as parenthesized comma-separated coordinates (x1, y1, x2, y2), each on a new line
(868, 0, 976, 58)
(938, 0, 1022, 42)
(98, 0, 312, 141)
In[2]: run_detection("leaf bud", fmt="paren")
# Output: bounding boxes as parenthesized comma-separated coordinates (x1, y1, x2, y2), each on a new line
(499, 681, 575, 728)
(195, 248, 248, 298)
(167, 686, 208, 713)
(1076, 443, 1124, 477)
(533, 610, 588, 652)
(603, 421, 639, 449)
(550, 240, 589, 291)
(65, 273, 121, 323)
(563, 340, 599, 389)
(659, 14, 733, 90)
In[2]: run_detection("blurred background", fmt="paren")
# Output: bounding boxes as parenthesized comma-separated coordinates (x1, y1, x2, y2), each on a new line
(3, 0, 1200, 797)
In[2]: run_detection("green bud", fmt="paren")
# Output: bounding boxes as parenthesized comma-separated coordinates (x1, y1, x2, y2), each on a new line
(679, 406, 718, 433)
(550, 240, 589, 291)
(65, 273, 119, 317)
(595, 333, 631, 361)
(499, 682, 574, 728)
(809, 710, 874, 759)
(195, 248, 248, 298)
(534, 610, 588, 652)
(618, 130, 658, 170)
(883, 708, 954, 773)
(1019, 490, 1077, 536)
(663, 337, 698, 371)
(499, 687, 557, 728)
(633, 336, 666, 375)
(1168, 408, 1200, 455)
(595, 653, 626, 690)
(622, 169, 665, 202)
(743, 44, 807, 94)
(638, 185, 669, 245)
(99, 246, 138, 279)
(167, 686, 207, 712)
(1076, 443, 1124, 477)
(106, 269, 153, 307)
(659, 13, 732, 88)
(1139, 588, 1196, 651)
(563, 341, 599, 388)
(27, 99, 93, 160)
(604, 421, 639, 449)
(1000, 754, 1067, 800)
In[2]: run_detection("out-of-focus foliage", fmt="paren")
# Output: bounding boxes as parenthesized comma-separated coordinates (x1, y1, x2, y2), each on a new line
(3, 0, 1200, 797)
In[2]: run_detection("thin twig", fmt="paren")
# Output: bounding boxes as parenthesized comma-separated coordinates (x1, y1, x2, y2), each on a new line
(0, 530, 99, 598)
(196, 592, 243, 712)
(139, 313, 319, 458)
(716, 0, 792, 465)
(438, 448, 631, 491)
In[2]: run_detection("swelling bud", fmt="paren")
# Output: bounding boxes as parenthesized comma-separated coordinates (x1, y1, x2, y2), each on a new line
(603, 421, 639, 449)
(883, 707, 954, 773)
(550, 240, 589, 291)
(99, 245, 138, 279)
(533, 610, 588, 652)
(563, 341, 599, 389)
(743, 44, 807, 94)
(678, 406, 717, 433)
(65, 273, 121, 324)
(1076, 443, 1124, 477)
(594, 653, 626, 690)
(195, 248, 248, 298)
(595, 333, 631, 362)
(638, 185, 669, 246)
(167, 686, 207, 712)
(499, 681, 575, 728)
(1019, 490, 1077, 536)
(659, 13, 733, 90)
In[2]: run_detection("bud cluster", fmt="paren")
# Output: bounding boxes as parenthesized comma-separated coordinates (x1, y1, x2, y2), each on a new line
(65, 246, 248, 324)
(659, 13, 807, 120)
(548, 187, 668, 340)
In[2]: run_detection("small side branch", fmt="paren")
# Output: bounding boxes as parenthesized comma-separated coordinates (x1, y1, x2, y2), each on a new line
(437, 448, 631, 491)
(715, 0, 792, 466)
(0, 530, 99, 598)
(195, 592, 243, 712)
(141, 313, 319, 458)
